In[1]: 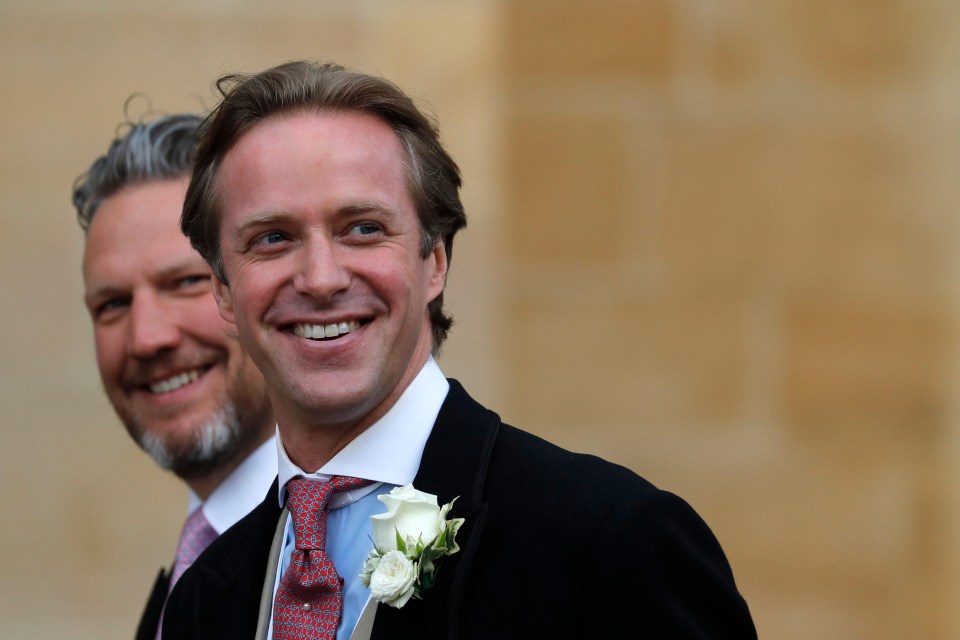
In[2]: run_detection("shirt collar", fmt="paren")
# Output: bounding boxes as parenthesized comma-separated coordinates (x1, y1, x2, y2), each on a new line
(187, 435, 278, 534)
(276, 357, 449, 506)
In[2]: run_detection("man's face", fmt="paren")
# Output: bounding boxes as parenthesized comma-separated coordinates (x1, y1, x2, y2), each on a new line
(212, 111, 447, 439)
(82, 178, 270, 475)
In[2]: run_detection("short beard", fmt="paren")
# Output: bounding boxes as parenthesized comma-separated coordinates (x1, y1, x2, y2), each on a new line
(137, 403, 246, 479)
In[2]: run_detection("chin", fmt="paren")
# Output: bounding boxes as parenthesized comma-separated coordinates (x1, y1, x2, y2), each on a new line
(135, 405, 244, 475)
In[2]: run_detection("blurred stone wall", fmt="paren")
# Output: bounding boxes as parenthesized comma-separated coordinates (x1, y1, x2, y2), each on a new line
(2, 1, 959, 638)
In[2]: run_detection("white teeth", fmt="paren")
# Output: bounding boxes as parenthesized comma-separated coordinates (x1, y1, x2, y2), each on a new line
(293, 319, 360, 341)
(149, 369, 201, 394)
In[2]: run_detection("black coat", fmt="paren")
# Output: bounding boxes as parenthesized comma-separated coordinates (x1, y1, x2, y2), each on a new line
(163, 380, 756, 639)
(135, 567, 169, 640)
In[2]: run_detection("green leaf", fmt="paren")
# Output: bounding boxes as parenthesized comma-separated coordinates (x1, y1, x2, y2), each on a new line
(420, 572, 435, 591)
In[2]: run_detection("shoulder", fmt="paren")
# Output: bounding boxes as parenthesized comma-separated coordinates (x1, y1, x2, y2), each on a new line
(437, 381, 678, 517)
(199, 479, 281, 576)
(486, 422, 661, 513)
(444, 390, 756, 637)
(162, 480, 281, 639)
(488, 421, 736, 572)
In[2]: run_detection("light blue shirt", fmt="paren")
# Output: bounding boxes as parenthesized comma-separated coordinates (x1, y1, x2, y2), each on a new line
(277, 483, 397, 636)
(267, 358, 449, 640)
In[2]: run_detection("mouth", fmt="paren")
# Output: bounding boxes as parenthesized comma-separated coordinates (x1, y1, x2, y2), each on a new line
(291, 319, 363, 341)
(146, 366, 210, 395)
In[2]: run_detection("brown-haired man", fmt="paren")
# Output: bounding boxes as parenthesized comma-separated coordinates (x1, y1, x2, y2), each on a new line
(163, 61, 756, 640)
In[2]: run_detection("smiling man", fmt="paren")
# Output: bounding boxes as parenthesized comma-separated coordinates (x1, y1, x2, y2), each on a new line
(74, 114, 276, 639)
(162, 61, 756, 640)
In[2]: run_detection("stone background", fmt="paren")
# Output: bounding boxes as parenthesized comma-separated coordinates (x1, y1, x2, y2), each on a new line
(3, 1, 960, 638)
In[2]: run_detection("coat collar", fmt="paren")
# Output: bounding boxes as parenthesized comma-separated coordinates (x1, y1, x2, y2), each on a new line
(184, 479, 282, 637)
(371, 379, 501, 639)
(191, 380, 501, 640)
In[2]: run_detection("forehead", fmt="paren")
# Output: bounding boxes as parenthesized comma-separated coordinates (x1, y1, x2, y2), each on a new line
(215, 111, 413, 221)
(83, 178, 202, 284)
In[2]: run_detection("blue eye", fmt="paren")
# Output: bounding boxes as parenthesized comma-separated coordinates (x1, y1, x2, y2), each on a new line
(94, 296, 130, 320)
(100, 297, 129, 312)
(178, 274, 210, 287)
(257, 232, 287, 245)
(349, 222, 381, 236)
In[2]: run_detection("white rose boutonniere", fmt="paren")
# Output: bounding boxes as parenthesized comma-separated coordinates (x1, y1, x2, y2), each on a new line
(360, 484, 465, 608)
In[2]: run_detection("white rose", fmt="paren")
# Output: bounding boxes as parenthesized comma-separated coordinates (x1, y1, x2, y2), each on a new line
(369, 550, 417, 608)
(359, 552, 382, 588)
(371, 484, 444, 553)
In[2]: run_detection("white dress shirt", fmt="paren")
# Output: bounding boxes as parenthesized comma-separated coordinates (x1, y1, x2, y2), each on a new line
(268, 358, 449, 640)
(185, 435, 278, 533)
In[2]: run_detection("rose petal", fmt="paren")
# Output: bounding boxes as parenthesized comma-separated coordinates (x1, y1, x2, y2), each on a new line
(369, 550, 417, 608)
(372, 498, 442, 551)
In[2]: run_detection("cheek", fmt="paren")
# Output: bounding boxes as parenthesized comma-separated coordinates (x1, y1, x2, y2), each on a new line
(183, 298, 236, 342)
(230, 269, 285, 322)
(227, 283, 261, 328)
(93, 328, 124, 381)
(370, 268, 415, 312)
(224, 339, 256, 378)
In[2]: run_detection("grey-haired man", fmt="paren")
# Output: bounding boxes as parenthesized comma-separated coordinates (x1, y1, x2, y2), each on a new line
(74, 113, 276, 639)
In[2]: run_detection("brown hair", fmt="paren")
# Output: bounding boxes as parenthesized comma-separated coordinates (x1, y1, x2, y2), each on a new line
(182, 60, 467, 349)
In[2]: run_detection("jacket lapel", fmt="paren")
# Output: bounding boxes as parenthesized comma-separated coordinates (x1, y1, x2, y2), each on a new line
(186, 381, 500, 640)
(191, 479, 282, 638)
(135, 567, 170, 640)
(370, 380, 501, 639)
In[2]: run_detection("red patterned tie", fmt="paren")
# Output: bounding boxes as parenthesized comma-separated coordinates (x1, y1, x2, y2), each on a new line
(273, 476, 373, 640)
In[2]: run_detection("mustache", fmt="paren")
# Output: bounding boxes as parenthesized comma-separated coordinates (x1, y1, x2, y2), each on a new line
(122, 352, 217, 387)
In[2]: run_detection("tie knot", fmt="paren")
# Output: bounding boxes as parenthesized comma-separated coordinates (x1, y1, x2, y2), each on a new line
(286, 476, 373, 550)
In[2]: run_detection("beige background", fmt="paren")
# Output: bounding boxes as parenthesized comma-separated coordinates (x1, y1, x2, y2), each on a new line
(3, 1, 960, 638)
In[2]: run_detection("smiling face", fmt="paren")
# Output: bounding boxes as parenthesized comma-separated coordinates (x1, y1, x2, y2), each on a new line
(212, 111, 447, 464)
(83, 178, 271, 478)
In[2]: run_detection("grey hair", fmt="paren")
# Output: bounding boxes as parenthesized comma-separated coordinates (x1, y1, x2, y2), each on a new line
(72, 113, 202, 232)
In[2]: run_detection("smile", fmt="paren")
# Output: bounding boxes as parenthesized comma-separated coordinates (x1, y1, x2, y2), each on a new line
(148, 368, 205, 394)
(292, 319, 362, 341)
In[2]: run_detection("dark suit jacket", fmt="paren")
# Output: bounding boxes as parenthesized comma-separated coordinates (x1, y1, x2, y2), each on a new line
(136, 568, 169, 640)
(163, 380, 756, 639)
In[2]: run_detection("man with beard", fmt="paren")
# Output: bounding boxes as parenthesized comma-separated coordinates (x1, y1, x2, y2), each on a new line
(74, 113, 276, 639)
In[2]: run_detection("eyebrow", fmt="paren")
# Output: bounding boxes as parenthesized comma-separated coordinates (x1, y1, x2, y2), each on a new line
(232, 202, 399, 238)
(83, 257, 209, 305)
(232, 211, 293, 242)
(153, 258, 212, 281)
(83, 284, 125, 309)
(340, 201, 391, 216)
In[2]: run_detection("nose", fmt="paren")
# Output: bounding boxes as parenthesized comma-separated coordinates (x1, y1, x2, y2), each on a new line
(126, 292, 182, 358)
(293, 235, 351, 301)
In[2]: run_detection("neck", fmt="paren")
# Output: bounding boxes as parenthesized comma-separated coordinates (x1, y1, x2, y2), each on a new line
(180, 427, 274, 501)
(184, 465, 235, 502)
(277, 353, 432, 473)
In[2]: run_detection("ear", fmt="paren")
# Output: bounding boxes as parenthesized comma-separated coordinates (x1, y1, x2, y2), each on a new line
(211, 277, 236, 324)
(426, 239, 448, 303)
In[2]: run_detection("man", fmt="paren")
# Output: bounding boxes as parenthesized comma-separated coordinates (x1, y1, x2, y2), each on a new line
(164, 61, 756, 639)
(74, 114, 276, 639)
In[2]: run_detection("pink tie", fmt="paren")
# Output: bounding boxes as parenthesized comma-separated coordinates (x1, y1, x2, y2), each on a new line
(272, 476, 373, 640)
(157, 508, 218, 639)
(169, 507, 219, 590)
